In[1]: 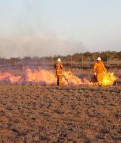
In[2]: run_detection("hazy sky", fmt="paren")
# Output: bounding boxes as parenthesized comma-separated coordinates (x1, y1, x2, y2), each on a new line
(0, 0, 121, 58)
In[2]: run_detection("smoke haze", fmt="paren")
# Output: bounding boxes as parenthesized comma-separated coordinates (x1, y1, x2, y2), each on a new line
(0, 36, 86, 58)
(0, 0, 121, 58)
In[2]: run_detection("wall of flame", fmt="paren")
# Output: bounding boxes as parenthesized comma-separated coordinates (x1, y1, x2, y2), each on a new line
(0, 68, 117, 86)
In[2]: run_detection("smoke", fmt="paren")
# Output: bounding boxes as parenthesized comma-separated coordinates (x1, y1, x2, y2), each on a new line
(0, 0, 88, 58)
(0, 35, 86, 58)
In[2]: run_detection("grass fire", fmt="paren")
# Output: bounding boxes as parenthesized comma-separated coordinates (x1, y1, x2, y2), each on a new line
(0, 68, 117, 86)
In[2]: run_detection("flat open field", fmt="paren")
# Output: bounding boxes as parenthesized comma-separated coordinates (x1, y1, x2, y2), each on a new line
(0, 84, 121, 143)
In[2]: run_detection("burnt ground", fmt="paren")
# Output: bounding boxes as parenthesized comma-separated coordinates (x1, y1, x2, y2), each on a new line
(0, 84, 121, 143)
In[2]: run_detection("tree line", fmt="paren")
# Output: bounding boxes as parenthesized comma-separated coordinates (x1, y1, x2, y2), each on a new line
(0, 51, 120, 68)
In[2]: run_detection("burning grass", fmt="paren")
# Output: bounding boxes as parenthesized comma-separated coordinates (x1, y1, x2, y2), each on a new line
(0, 84, 121, 142)
(0, 67, 117, 86)
(101, 72, 117, 86)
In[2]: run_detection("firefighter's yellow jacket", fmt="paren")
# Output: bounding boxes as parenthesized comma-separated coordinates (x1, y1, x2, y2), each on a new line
(94, 61, 106, 74)
(55, 62, 63, 75)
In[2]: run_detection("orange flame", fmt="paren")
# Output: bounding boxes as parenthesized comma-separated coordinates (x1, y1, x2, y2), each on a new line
(25, 68, 92, 85)
(25, 68, 56, 84)
(0, 68, 116, 86)
(101, 72, 117, 86)
(0, 71, 21, 83)
(62, 71, 92, 85)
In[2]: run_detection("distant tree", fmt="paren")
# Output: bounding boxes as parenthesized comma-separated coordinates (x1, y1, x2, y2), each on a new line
(117, 51, 121, 60)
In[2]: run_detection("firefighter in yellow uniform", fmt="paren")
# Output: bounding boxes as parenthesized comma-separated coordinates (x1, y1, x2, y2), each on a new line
(93, 57, 107, 85)
(55, 58, 63, 86)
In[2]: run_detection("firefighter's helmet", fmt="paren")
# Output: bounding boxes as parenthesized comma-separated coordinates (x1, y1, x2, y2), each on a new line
(97, 57, 101, 61)
(57, 58, 61, 62)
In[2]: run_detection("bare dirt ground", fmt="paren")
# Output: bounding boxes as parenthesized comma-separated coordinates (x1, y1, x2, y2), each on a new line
(0, 84, 121, 143)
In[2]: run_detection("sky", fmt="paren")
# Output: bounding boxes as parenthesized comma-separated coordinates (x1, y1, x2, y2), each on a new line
(0, 0, 121, 58)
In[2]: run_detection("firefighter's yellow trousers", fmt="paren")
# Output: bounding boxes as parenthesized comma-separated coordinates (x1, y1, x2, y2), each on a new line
(97, 73, 104, 85)
(57, 75, 62, 86)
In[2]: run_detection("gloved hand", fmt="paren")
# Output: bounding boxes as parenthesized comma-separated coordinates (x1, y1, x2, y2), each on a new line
(94, 72, 97, 76)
